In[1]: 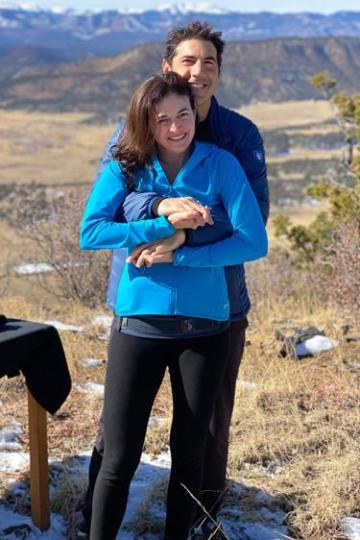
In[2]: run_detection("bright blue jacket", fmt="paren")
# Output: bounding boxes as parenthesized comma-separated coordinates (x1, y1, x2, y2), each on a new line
(81, 142, 267, 321)
(101, 97, 269, 319)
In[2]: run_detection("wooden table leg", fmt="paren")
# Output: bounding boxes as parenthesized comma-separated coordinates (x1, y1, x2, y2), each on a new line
(27, 390, 50, 531)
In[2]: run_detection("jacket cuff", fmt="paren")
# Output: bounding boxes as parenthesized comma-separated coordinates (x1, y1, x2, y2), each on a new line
(149, 197, 165, 217)
(155, 215, 176, 237)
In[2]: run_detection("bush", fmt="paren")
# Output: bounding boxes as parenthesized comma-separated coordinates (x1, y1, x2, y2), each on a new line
(326, 220, 360, 320)
(27, 190, 111, 308)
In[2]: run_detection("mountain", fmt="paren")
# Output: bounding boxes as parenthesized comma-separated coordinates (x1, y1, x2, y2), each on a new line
(1, 37, 359, 114)
(0, 6, 359, 58)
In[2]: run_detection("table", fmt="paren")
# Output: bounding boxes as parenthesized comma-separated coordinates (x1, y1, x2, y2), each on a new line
(0, 319, 71, 530)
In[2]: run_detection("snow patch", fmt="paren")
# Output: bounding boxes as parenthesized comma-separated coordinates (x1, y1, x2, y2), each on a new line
(342, 517, 360, 540)
(0, 422, 23, 451)
(0, 506, 67, 539)
(14, 263, 53, 275)
(157, 3, 230, 14)
(0, 451, 29, 472)
(80, 358, 103, 368)
(43, 320, 83, 332)
(240, 380, 258, 390)
(76, 382, 104, 395)
(91, 314, 113, 328)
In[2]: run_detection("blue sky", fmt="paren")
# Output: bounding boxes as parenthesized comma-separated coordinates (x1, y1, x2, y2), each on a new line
(15, 1, 360, 14)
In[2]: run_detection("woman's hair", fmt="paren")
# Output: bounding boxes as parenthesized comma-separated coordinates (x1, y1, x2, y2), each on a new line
(113, 72, 195, 188)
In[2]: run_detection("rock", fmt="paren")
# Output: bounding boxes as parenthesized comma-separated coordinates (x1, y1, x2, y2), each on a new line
(295, 335, 338, 357)
(277, 326, 338, 359)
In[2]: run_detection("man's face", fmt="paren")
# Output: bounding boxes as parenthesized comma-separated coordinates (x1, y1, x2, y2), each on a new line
(163, 39, 220, 111)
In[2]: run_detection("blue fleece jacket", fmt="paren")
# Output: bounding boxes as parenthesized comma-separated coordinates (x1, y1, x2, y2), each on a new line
(101, 97, 269, 318)
(80, 142, 267, 321)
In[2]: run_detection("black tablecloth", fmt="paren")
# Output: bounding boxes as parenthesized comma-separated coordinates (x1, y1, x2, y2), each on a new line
(0, 319, 71, 414)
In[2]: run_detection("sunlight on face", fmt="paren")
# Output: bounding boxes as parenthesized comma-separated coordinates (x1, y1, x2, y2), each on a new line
(152, 92, 196, 158)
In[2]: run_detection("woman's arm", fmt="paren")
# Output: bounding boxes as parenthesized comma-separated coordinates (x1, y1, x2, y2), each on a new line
(173, 151, 268, 268)
(80, 161, 176, 250)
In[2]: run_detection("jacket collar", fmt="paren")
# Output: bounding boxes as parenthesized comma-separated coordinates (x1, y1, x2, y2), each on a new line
(207, 96, 231, 146)
(151, 141, 217, 179)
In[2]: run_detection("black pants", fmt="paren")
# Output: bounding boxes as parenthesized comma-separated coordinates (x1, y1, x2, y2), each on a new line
(89, 328, 229, 540)
(83, 320, 246, 530)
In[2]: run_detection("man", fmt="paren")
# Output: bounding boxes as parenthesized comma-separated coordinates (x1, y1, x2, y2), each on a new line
(78, 21, 268, 539)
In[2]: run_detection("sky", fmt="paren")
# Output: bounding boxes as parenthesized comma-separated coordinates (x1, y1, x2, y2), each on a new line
(9, 1, 360, 14)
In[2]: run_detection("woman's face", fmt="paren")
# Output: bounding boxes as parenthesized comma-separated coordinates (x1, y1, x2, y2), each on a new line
(152, 92, 196, 158)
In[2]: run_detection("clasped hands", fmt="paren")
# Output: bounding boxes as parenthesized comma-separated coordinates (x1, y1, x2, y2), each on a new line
(126, 197, 213, 268)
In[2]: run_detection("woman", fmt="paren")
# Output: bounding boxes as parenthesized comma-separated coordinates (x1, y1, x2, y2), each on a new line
(80, 72, 267, 540)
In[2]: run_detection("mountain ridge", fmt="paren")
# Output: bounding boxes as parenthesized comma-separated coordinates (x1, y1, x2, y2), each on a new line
(0, 7, 360, 58)
(1, 37, 359, 115)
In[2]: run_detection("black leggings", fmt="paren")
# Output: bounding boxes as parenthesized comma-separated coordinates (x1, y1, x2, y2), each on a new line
(90, 328, 229, 540)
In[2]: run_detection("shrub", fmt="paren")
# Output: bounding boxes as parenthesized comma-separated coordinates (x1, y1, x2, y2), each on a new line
(27, 190, 111, 308)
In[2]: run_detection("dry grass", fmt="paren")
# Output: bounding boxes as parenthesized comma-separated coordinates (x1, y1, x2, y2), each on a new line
(0, 103, 340, 189)
(0, 110, 114, 185)
(1, 103, 358, 538)
(1, 254, 359, 539)
(268, 148, 342, 164)
(238, 100, 335, 130)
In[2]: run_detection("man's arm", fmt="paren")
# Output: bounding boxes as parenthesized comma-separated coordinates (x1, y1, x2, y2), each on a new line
(123, 192, 232, 246)
(133, 153, 268, 269)
(235, 123, 269, 225)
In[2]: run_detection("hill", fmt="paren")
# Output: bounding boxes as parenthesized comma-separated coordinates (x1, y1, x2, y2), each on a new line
(1, 37, 359, 114)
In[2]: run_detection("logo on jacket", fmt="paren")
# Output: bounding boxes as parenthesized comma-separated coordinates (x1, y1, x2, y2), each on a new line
(253, 150, 264, 162)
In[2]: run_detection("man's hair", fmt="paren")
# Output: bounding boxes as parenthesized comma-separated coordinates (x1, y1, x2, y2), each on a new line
(113, 72, 195, 187)
(164, 21, 225, 72)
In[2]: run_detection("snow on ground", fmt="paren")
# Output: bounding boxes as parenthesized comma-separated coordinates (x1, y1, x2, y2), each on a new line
(342, 518, 360, 540)
(14, 263, 54, 275)
(0, 422, 23, 451)
(0, 451, 29, 473)
(0, 387, 348, 539)
(80, 358, 103, 368)
(76, 382, 104, 395)
(0, 507, 67, 540)
(0, 442, 289, 539)
(42, 321, 84, 332)
(91, 315, 113, 328)
(240, 380, 258, 390)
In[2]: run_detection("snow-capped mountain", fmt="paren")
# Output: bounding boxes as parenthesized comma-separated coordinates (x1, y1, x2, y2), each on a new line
(0, 5, 359, 58)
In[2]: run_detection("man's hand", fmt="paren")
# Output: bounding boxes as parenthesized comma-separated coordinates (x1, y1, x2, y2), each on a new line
(126, 230, 185, 267)
(167, 210, 209, 230)
(155, 197, 213, 227)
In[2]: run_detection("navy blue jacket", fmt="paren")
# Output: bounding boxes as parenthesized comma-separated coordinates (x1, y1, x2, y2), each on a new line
(94, 97, 269, 319)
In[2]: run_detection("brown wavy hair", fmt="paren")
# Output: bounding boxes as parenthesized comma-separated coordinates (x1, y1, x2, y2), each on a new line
(113, 72, 195, 189)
